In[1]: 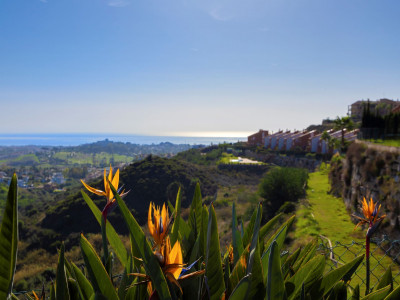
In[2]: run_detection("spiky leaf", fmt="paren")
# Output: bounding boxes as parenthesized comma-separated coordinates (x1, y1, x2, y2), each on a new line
(310, 254, 364, 299)
(286, 255, 325, 300)
(170, 187, 182, 246)
(360, 285, 391, 300)
(71, 262, 94, 300)
(0, 174, 18, 300)
(205, 204, 225, 300)
(56, 243, 70, 300)
(232, 202, 244, 266)
(81, 191, 128, 266)
(228, 274, 251, 300)
(266, 241, 286, 300)
(80, 234, 119, 300)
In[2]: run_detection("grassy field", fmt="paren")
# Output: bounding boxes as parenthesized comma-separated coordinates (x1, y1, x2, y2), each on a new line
(364, 139, 400, 147)
(293, 170, 400, 295)
(52, 151, 133, 165)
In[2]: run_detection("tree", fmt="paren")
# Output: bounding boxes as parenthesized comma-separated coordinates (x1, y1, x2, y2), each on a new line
(334, 116, 354, 152)
(259, 167, 308, 219)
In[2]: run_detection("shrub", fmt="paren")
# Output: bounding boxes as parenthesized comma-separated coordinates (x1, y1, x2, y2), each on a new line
(259, 167, 308, 218)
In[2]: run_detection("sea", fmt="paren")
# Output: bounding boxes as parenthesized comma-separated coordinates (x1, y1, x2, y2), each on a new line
(0, 134, 247, 147)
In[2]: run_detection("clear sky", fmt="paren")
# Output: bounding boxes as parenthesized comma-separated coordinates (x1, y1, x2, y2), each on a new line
(1, 0, 400, 137)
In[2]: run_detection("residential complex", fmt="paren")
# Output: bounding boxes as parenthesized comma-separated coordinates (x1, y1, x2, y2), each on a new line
(247, 128, 359, 154)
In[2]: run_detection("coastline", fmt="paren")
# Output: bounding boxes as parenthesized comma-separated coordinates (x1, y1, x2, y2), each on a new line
(0, 133, 247, 147)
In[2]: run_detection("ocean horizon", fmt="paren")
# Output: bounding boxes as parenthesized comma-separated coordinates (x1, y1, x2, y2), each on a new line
(0, 133, 247, 147)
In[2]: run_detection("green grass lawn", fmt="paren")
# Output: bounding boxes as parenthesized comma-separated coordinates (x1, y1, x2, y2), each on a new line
(52, 151, 132, 165)
(217, 152, 238, 164)
(364, 139, 400, 147)
(293, 171, 400, 295)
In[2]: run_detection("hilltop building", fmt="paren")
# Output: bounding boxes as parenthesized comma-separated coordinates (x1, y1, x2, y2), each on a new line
(348, 98, 400, 121)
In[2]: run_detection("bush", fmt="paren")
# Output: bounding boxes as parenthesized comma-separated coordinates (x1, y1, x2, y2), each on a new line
(259, 167, 308, 219)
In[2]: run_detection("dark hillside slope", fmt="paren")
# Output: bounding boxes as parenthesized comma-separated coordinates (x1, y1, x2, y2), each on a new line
(40, 156, 218, 240)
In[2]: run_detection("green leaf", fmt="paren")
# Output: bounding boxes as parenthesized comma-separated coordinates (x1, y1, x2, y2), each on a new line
(242, 208, 258, 249)
(385, 284, 400, 299)
(264, 215, 295, 251)
(205, 204, 225, 300)
(110, 184, 171, 300)
(262, 225, 289, 284)
(327, 281, 347, 300)
(266, 241, 287, 300)
(376, 266, 392, 292)
(232, 202, 244, 266)
(351, 284, 360, 300)
(248, 241, 264, 299)
(71, 262, 94, 300)
(56, 243, 70, 300)
(192, 182, 203, 238)
(247, 203, 262, 274)
(229, 247, 249, 291)
(80, 234, 119, 300)
(68, 278, 81, 300)
(246, 204, 265, 299)
(118, 255, 134, 300)
(189, 235, 200, 265)
(310, 254, 364, 299)
(228, 274, 251, 300)
(259, 213, 283, 242)
(292, 241, 317, 274)
(360, 285, 391, 300)
(81, 191, 128, 266)
(224, 255, 233, 298)
(286, 255, 325, 300)
(100, 216, 110, 273)
(170, 187, 182, 246)
(50, 283, 56, 300)
(0, 174, 18, 300)
(199, 205, 209, 260)
(168, 200, 175, 214)
(89, 293, 109, 300)
(282, 248, 301, 279)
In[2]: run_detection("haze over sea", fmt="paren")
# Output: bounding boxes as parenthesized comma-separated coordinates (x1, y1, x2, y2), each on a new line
(0, 133, 247, 147)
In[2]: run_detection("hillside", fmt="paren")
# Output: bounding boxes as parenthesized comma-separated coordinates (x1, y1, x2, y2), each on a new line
(28, 155, 260, 252)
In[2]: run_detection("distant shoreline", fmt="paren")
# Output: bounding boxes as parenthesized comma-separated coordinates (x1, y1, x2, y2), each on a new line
(0, 134, 247, 147)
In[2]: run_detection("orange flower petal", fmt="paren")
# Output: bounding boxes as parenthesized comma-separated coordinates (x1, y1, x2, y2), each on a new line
(112, 169, 120, 191)
(168, 240, 183, 279)
(81, 180, 107, 197)
(148, 202, 155, 237)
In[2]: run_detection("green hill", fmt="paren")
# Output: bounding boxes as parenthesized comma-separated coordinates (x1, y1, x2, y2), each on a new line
(36, 156, 221, 249)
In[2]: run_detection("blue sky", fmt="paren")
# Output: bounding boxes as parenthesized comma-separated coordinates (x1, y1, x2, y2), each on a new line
(1, 0, 400, 136)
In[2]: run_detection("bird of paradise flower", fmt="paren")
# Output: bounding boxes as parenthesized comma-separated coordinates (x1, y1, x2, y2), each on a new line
(81, 165, 128, 221)
(81, 165, 128, 271)
(130, 201, 204, 298)
(352, 197, 386, 295)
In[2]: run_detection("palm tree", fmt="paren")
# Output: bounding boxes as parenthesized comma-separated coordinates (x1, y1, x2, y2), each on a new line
(320, 130, 331, 155)
(334, 116, 354, 152)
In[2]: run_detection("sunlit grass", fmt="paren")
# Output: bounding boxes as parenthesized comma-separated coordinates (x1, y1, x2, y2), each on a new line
(53, 151, 133, 165)
(217, 152, 238, 164)
(294, 171, 400, 295)
(364, 139, 400, 147)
